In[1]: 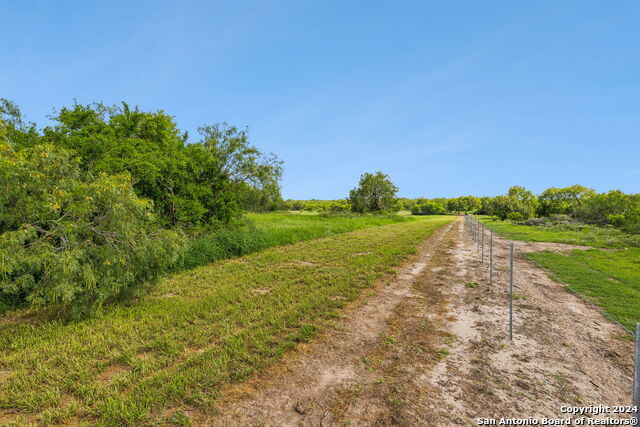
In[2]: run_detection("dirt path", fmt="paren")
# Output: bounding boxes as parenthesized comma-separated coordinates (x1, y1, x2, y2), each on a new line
(199, 218, 634, 426)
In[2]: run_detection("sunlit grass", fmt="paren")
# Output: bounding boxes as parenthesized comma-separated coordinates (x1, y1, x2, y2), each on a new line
(528, 249, 640, 332)
(477, 216, 640, 248)
(179, 212, 415, 270)
(0, 216, 453, 426)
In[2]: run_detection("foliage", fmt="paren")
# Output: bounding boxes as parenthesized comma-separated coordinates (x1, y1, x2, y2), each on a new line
(198, 123, 283, 212)
(448, 195, 481, 213)
(573, 190, 640, 227)
(348, 171, 399, 213)
(39, 102, 241, 228)
(411, 200, 446, 215)
(281, 199, 350, 212)
(0, 143, 183, 316)
(538, 185, 595, 217)
(506, 212, 525, 222)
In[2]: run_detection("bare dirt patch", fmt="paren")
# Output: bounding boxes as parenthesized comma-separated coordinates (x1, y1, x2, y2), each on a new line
(97, 363, 130, 384)
(422, 221, 633, 424)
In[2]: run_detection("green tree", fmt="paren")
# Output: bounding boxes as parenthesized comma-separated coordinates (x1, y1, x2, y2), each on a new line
(198, 123, 284, 212)
(348, 171, 399, 213)
(538, 185, 595, 217)
(41, 102, 241, 228)
(0, 143, 183, 316)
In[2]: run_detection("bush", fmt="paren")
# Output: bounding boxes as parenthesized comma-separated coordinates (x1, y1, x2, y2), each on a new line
(0, 143, 184, 316)
(411, 201, 446, 215)
(506, 212, 525, 222)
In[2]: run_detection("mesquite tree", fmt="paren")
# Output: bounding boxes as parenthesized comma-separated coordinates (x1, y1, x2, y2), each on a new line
(348, 171, 399, 213)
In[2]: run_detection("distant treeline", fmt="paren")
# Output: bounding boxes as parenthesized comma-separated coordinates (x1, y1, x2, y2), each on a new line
(283, 185, 640, 235)
(408, 185, 640, 234)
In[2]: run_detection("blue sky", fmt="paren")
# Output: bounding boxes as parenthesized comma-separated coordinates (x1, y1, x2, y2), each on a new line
(3, 1, 639, 199)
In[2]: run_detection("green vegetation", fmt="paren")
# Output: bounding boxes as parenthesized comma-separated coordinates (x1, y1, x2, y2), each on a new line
(411, 200, 447, 215)
(179, 212, 413, 270)
(0, 99, 284, 316)
(0, 143, 183, 316)
(528, 249, 640, 331)
(478, 214, 640, 333)
(280, 199, 350, 212)
(478, 216, 640, 248)
(348, 171, 399, 213)
(0, 217, 453, 426)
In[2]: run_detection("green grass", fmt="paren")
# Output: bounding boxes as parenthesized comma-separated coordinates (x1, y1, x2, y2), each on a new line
(477, 216, 640, 248)
(528, 249, 640, 332)
(476, 215, 640, 333)
(0, 216, 454, 426)
(180, 212, 414, 270)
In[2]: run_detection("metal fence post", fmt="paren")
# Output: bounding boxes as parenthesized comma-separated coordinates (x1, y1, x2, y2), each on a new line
(481, 224, 484, 263)
(489, 228, 493, 285)
(634, 323, 640, 423)
(509, 243, 514, 341)
(473, 218, 476, 241)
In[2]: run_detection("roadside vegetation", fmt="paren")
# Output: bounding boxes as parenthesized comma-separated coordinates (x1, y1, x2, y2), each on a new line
(1, 99, 414, 318)
(0, 217, 452, 426)
(478, 216, 640, 249)
(180, 212, 412, 270)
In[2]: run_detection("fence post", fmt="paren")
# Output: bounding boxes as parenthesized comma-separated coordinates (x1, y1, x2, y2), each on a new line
(509, 243, 514, 341)
(481, 224, 484, 263)
(473, 218, 476, 241)
(634, 323, 640, 423)
(489, 228, 493, 285)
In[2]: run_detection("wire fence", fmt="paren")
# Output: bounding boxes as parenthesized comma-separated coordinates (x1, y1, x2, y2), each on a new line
(463, 214, 639, 416)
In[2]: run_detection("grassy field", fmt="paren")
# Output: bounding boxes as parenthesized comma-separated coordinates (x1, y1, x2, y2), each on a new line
(180, 212, 413, 270)
(477, 216, 640, 333)
(528, 249, 640, 332)
(0, 216, 453, 426)
(478, 216, 640, 248)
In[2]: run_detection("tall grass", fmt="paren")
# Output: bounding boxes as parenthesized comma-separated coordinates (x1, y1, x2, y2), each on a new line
(178, 212, 413, 270)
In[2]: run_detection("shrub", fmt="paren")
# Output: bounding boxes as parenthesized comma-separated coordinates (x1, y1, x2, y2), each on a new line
(506, 212, 525, 222)
(411, 201, 446, 215)
(0, 143, 184, 316)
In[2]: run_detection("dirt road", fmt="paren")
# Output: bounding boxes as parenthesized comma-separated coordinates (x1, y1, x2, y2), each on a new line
(199, 218, 634, 426)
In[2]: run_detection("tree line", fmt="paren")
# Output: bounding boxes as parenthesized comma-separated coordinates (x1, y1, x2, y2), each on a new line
(282, 180, 640, 236)
(409, 185, 640, 234)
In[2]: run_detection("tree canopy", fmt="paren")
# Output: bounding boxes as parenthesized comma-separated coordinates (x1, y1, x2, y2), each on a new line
(348, 171, 399, 213)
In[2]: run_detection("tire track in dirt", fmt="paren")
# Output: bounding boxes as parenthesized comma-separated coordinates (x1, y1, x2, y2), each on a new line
(423, 220, 634, 424)
(196, 220, 457, 426)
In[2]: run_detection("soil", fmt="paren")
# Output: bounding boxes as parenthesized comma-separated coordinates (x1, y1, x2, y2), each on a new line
(192, 218, 634, 426)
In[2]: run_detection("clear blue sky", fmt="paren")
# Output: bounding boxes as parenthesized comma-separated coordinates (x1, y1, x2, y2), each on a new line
(3, 1, 639, 199)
